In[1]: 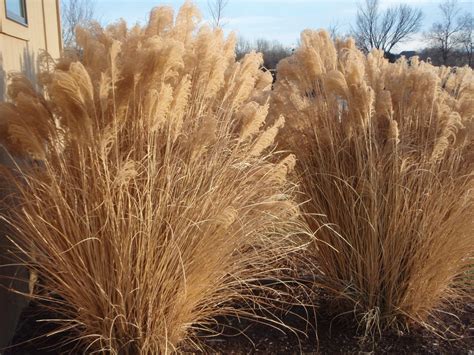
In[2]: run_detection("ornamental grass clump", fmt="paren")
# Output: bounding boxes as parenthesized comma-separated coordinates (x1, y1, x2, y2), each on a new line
(272, 30, 474, 335)
(0, 3, 306, 352)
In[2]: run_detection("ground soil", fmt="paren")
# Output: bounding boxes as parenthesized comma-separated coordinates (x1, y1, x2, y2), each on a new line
(196, 291, 474, 354)
(5, 287, 473, 354)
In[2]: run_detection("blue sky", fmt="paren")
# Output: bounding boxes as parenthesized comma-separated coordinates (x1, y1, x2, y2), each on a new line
(95, 0, 473, 52)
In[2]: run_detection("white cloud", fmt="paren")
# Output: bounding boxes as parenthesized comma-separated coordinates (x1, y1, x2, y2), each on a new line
(393, 32, 426, 52)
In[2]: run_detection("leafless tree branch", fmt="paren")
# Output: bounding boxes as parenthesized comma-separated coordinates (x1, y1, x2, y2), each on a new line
(328, 21, 349, 41)
(207, 0, 229, 28)
(61, 0, 96, 49)
(457, 12, 473, 66)
(424, 0, 471, 65)
(236, 37, 292, 70)
(353, 0, 423, 56)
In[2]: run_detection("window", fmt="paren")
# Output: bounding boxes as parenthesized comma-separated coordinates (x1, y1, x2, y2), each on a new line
(5, 0, 27, 26)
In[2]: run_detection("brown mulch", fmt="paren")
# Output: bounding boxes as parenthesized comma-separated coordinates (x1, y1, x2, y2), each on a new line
(5, 288, 473, 354)
(196, 290, 474, 354)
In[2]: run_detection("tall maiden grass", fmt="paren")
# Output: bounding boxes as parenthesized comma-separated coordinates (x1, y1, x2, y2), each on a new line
(0, 3, 306, 353)
(272, 30, 474, 334)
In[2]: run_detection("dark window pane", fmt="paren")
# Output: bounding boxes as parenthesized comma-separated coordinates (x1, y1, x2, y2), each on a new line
(5, 0, 27, 25)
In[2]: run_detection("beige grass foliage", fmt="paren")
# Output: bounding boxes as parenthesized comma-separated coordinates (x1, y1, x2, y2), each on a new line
(272, 30, 474, 334)
(0, 3, 306, 353)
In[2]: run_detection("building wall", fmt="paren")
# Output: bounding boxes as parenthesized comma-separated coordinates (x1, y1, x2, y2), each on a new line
(0, 0, 62, 99)
(0, 1, 62, 351)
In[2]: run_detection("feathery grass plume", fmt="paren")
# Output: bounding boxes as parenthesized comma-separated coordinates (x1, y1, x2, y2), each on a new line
(0, 3, 307, 353)
(272, 29, 474, 335)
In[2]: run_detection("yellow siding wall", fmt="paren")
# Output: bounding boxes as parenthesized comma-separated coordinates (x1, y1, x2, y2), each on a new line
(0, 1, 62, 347)
(0, 0, 61, 100)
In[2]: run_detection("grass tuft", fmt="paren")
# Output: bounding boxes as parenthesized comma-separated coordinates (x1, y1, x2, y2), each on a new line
(272, 30, 474, 335)
(0, 4, 308, 353)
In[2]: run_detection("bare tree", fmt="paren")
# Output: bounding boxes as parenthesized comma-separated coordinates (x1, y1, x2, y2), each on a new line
(457, 12, 473, 66)
(424, 0, 464, 65)
(236, 36, 252, 59)
(61, 0, 96, 49)
(236, 37, 292, 70)
(353, 0, 423, 56)
(328, 21, 341, 42)
(328, 20, 349, 42)
(207, 0, 229, 28)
